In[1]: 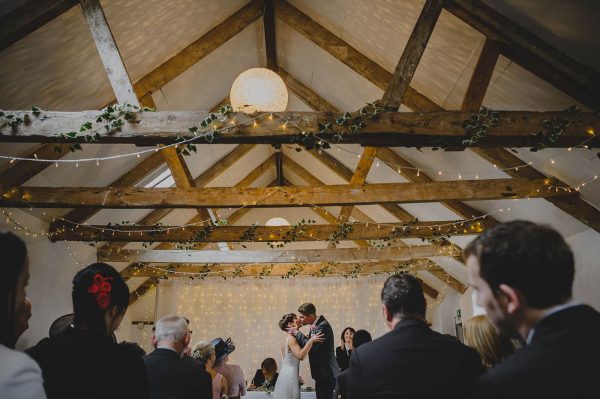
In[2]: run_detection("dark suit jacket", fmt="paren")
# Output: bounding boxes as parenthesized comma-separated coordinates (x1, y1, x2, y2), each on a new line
(335, 346, 352, 371)
(474, 304, 600, 399)
(27, 327, 148, 399)
(297, 315, 339, 382)
(347, 319, 484, 399)
(334, 369, 349, 399)
(251, 369, 279, 387)
(144, 348, 212, 399)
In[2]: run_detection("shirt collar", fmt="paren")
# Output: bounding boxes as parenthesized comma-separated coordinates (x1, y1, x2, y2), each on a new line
(526, 301, 580, 344)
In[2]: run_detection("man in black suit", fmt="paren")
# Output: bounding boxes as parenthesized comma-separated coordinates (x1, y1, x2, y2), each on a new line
(143, 315, 211, 399)
(465, 221, 600, 399)
(347, 274, 484, 398)
(293, 303, 338, 399)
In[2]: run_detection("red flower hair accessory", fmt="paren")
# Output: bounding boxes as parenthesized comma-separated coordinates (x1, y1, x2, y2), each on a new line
(88, 273, 113, 310)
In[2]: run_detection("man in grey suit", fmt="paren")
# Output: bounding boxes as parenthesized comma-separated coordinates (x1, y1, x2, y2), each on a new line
(292, 303, 338, 399)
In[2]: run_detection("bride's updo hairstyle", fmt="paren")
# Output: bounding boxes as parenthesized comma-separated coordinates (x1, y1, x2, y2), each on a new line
(278, 313, 297, 331)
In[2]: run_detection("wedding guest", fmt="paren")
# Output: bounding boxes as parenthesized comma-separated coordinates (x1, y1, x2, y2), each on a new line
(144, 315, 211, 399)
(27, 262, 148, 399)
(335, 327, 355, 371)
(212, 338, 246, 397)
(334, 329, 371, 399)
(347, 273, 484, 398)
(465, 221, 600, 398)
(463, 315, 514, 369)
(249, 357, 278, 390)
(0, 231, 46, 399)
(191, 340, 228, 399)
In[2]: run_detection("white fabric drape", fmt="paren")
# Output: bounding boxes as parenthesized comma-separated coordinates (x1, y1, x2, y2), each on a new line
(155, 276, 391, 388)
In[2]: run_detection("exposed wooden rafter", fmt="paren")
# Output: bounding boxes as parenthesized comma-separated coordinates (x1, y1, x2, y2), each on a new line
(0, 0, 78, 51)
(445, 0, 600, 112)
(99, 245, 457, 264)
(2, 110, 596, 148)
(0, 178, 570, 209)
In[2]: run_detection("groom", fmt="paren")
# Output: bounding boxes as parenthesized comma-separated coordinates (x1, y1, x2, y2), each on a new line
(293, 303, 338, 399)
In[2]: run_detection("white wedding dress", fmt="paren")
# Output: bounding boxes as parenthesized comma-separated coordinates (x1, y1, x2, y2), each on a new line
(272, 337, 300, 399)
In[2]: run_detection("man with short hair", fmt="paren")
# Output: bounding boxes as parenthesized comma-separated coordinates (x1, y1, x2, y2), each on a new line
(347, 273, 484, 398)
(465, 221, 600, 398)
(293, 303, 338, 399)
(144, 315, 211, 399)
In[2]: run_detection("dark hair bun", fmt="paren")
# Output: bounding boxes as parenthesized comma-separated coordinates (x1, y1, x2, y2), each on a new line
(278, 313, 296, 331)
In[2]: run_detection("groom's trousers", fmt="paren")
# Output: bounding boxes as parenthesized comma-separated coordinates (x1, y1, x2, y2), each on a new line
(315, 377, 336, 399)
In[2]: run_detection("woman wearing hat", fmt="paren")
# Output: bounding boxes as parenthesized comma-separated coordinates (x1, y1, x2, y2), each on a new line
(212, 338, 246, 397)
(191, 341, 227, 399)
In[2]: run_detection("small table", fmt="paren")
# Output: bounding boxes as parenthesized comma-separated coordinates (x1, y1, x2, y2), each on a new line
(244, 391, 316, 399)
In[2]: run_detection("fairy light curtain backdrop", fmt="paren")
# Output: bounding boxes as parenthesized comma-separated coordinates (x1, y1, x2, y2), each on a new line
(154, 275, 404, 387)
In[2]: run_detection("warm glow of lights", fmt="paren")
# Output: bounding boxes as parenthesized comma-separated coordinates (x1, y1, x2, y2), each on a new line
(586, 128, 595, 135)
(230, 68, 288, 113)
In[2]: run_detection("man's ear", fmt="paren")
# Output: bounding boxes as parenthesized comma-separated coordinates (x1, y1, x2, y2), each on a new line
(184, 331, 191, 347)
(382, 304, 393, 322)
(498, 284, 522, 315)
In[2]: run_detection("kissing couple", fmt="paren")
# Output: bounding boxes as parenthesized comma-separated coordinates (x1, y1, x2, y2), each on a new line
(271, 303, 339, 399)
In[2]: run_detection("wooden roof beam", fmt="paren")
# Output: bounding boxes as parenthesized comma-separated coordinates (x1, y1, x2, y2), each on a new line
(1, 178, 571, 209)
(3, 110, 597, 148)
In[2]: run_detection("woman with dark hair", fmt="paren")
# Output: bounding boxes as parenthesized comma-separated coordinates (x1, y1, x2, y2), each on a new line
(0, 231, 46, 398)
(335, 327, 355, 371)
(272, 313, 323, 399)
(27, 263, 148, 399)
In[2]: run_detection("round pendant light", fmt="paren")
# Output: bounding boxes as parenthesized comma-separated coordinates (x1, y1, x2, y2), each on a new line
(230, 68, 288, 113)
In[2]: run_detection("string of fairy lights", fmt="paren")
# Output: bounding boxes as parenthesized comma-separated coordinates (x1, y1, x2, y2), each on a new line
(0, 108, 598, 187)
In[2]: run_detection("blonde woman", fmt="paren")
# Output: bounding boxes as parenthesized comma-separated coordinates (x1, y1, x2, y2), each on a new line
(192, 341, 228, 399)
(463, 315, 515, 369)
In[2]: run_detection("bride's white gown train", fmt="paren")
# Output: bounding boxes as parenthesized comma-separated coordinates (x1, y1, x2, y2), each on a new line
(272, 337, 300, 399)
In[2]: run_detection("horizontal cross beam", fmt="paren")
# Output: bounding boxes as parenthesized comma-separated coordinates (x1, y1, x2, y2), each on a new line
(0, 179, 570, 208)
(48, 220, 488, 242)
(1, 110, 597, 148)
(99, 246, 455, 264)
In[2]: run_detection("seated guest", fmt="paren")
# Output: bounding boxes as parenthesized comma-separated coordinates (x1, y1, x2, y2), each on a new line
(249, 357, 278, 390)
(465, 221, 600, 399)
(144, 315, 211, 399)
(0, 231, 46, 399)
(347, 273, 484, 398)
(192, 340, 228, 399)
(27, 262, 148, 399)
(334, 329, 371, 399)
(463, 315, 514, 369)
(212, 338, 246, 397)
(335, 327, 355, 371)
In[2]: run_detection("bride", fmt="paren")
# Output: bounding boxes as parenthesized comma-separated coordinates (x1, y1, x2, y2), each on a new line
(272, 313, 323, 399)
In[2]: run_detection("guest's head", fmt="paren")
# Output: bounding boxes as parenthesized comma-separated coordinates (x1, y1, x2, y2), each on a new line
(153, 315, 191, 355)
(261, 357, 277, 379)
(15, 296, 32, 340)
(352, 329, 372, 349)
(191, 340, 216, 366)
(0, 231, 29, 348)
(278, 313, 298, 332)
(463, 315, 515, 369)
(298, 303, 317, 325)
(72, 262, 129, 336)
(212, 337, 235, 367)
(381, 273, 426, 330)
(465, 221, 574, 339)
(340, 327, 355, 347)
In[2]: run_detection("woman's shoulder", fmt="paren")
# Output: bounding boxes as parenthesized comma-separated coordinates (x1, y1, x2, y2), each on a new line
(0, 345, 44, 389)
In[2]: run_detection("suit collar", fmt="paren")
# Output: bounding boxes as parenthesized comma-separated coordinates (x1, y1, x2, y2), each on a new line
(152, 347, 182, 358)
(393, 318, 428, 331)
(529, 304, 598, 344)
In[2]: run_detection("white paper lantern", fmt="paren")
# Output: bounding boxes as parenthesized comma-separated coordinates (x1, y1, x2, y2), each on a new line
(230, 68, 288, 113)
